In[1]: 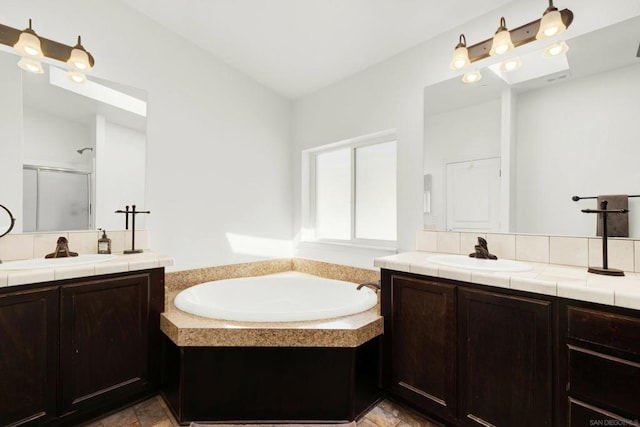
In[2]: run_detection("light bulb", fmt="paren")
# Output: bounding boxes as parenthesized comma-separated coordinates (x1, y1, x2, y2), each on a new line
(543, 41, 570, 58)
(489, 18, 514, 57)
(449, 34, 470, 70)
(67, 70, 87, 84)
(536, 7, 566, 40)
(14, 20, 43, 58)
(499, 57, 522, 72)
(67, 36, 93, 72)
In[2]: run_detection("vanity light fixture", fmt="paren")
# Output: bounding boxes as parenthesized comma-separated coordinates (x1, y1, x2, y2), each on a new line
(489, 17, 514, 57)
(462, 69, 482, 84)
(0, 18, 95, 83)
(449, 1, 573, 69)
(543, 40, 570, 58)
(449, 34, 470, 70)
(499, 56, 522, 72)
(536, 0, 567, 39)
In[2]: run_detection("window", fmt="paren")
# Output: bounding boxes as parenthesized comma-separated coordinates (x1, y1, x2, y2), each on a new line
(302, 130, 397, 247)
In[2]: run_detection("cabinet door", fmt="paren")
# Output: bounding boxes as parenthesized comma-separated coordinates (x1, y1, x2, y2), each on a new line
(59, 273, 153, 414)
(383, 273, 457, 421)
(458, 288, 553, 427)
(0, 286, 58, 426)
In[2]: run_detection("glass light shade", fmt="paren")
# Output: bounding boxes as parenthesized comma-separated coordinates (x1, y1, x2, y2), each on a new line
(449, 45, 470, 70)
(462, 70, 482, 84)
(536, 9, 566, 39)
(67, 70, 87, 84)
(67, 47, 93, 71)
(17, 57, 44, 74)
(489, 29, 514, 56)
(14, 31, 43, 58)
(543, 41, 569, 58)
(499, 57, 522, 72)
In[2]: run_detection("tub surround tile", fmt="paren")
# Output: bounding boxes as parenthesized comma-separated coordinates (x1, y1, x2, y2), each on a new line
(106, 231, 126, 254)
(162, 290, 383, 348)
(166, 259, 293, 292)
(516, 235, 550, 263)
(67, 231, 101, 256)
(550, 236, 588, 267)
(293, 258, 379, 285)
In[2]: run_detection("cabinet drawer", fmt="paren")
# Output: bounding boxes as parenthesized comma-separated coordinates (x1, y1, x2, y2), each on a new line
(568, 346, 640, 417)
(569, 398, 636, 427)
(567, 306, 640, 355)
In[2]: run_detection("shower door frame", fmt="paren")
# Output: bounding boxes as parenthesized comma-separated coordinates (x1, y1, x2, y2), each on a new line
(23, 165, 93, 232)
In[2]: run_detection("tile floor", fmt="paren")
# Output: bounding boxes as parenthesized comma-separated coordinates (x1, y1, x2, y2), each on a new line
(84, 395, 440, 427)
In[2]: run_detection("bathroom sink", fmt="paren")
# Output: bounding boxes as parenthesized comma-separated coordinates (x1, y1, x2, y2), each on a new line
(428, 254, 532, 272)
(0, 254, 117, 271)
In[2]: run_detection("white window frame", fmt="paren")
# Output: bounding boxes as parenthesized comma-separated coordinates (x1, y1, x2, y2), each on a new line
(301, 129, 397, 249)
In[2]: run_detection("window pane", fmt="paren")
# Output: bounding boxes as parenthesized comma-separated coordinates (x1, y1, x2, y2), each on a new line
(355, 141, 397, 241)
(316, 148, 351, 240)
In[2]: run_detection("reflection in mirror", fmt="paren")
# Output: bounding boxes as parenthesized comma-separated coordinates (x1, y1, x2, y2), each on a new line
(0, 47, 147, 233)
(424, 16, 640, 238)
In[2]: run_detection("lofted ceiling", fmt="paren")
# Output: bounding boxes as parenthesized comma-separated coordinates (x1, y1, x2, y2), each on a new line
(118, 0, 514, 99)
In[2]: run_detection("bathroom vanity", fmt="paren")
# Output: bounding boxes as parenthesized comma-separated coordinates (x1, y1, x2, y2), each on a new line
(0, 258, 168, 426)
(378, 253, 640, 427)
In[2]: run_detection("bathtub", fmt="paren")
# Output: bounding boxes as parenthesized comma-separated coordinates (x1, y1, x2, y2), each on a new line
(173, 273, 378, 322)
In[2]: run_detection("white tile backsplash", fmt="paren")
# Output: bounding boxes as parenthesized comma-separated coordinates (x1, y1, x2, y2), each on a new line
(437, 232, 460, 254)
(515, 235, 550, 263)
(0, 230, 148, 262)
(460, 233, 485, 257)
(415, 231, 438, 252)
(549, 236, 588, 267)
(587, 238, 634, 272)
(485, 233, 516, 260)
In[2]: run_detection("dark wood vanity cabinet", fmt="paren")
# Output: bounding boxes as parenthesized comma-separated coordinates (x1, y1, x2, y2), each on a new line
(0, 286, 59, 426)
(381, 273, 457, 421)
(458, 288, 553, 427)
(381, 270, 554, 427)
(561, 301, 640, 426)
(0, 268, 164, 426)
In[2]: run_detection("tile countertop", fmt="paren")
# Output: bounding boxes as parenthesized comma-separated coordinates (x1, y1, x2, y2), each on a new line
(375, 251, 640, 311)
(0, 252, 174, 288)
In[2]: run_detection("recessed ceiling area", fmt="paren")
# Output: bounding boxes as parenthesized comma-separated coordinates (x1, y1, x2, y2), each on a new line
(117, 0, 514, 99)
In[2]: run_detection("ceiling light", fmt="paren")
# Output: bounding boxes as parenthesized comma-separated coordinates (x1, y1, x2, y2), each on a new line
(1, 19, 95, 83)
(536, 0, 567, 40)
(489, 17, 514, 57)
(543, 41, 570, 58)
(67, 36, 93, 72)
(449, 1, 573, 75)
(500, 57, 522, 72)
(449, 34, 470, 70)
(17, 57, 44, 74)
(13, 19, 43, 58)
(462, 70, 482, 84)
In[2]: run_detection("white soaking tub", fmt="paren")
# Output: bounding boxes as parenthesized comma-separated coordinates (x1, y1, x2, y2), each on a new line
(174, 273, 378, 322)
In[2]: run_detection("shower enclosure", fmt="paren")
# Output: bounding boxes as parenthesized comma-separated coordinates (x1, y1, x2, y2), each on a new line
(23, 165, 92, 232)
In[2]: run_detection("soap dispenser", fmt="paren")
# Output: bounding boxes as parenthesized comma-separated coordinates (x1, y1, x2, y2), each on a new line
(98, 229, 112, 254)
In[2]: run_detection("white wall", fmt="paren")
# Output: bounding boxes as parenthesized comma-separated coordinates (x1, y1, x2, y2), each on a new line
(0, 54, 23, 232)
(95, 117, 146, 231)
(3, 0, 292, 270)
(23, 106, 92, 170)
(424, 99, 502, 231)
(516, 63, 640, 237)
(292, 0, 640, 267)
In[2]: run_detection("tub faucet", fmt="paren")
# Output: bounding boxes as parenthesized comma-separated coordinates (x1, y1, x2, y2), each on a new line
(357, 281, 381, 292)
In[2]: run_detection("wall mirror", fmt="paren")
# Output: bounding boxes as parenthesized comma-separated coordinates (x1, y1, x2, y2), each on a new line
(424, 15, 640, 238)
(0, 48, 147, 233)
